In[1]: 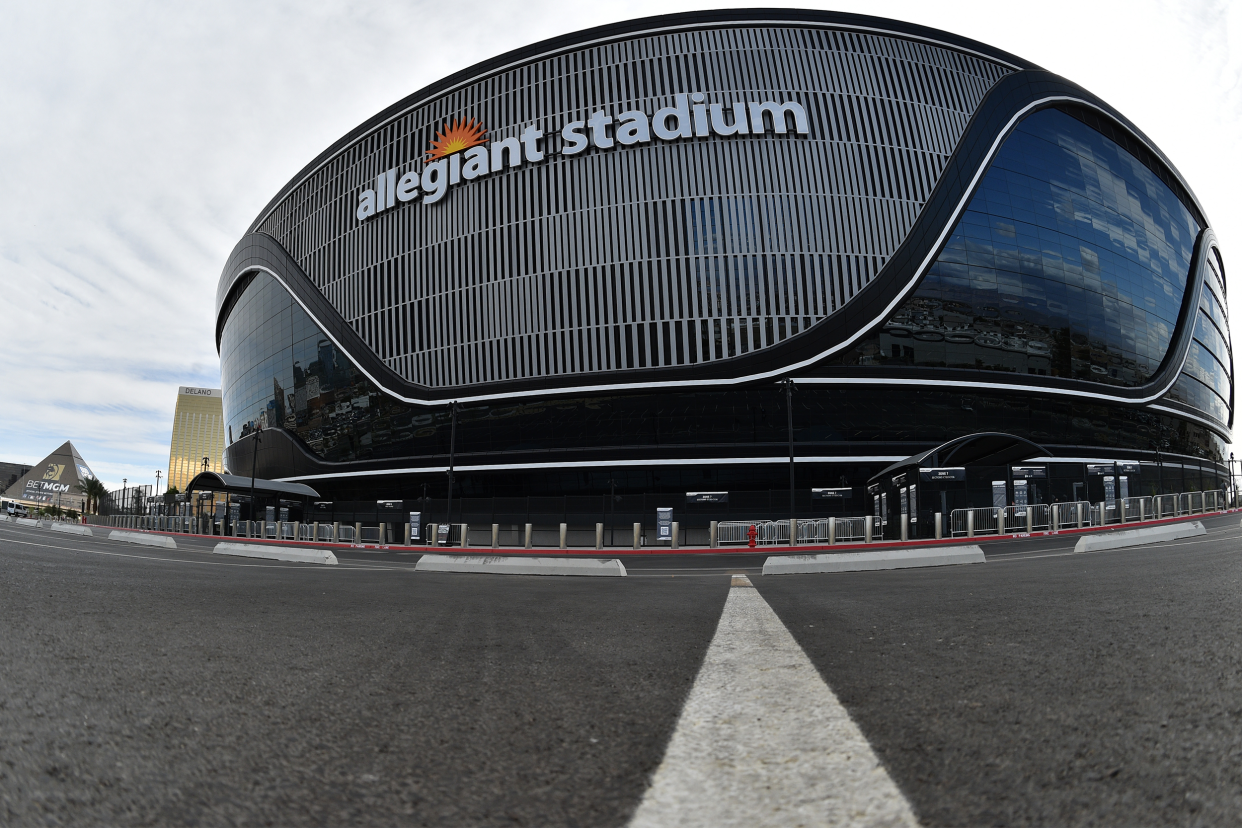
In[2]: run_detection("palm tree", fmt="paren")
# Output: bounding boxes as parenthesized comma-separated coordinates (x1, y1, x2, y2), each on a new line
(76, 478, 108, 515)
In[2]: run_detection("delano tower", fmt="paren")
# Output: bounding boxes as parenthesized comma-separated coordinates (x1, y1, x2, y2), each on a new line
(167, 387, 226, 492)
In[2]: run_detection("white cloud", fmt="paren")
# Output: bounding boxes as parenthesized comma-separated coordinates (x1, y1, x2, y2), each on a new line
(0, 0, 1237, 488)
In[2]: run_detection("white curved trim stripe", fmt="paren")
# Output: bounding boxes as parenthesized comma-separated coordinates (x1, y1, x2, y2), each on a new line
(277, 455, 907, 483)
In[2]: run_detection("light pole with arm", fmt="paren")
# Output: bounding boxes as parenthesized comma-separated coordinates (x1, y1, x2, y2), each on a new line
(249, 425, 263, 531)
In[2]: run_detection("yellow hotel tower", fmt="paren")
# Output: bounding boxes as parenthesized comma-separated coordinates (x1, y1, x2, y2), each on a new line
(167, 387, 226, 491)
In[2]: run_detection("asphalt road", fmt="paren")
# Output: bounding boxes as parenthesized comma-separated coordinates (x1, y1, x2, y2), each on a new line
(1, 515, 1239, 826)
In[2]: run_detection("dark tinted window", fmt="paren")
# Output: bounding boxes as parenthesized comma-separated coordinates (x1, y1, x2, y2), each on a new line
(830, 107, 1200, 386)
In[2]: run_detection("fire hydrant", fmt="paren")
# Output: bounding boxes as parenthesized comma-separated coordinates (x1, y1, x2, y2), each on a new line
(747, 524, 758, 548)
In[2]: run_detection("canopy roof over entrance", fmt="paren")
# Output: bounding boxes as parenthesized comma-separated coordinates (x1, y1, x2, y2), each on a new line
(870, 432, 1048, 484)
(184, 471, 319, 499)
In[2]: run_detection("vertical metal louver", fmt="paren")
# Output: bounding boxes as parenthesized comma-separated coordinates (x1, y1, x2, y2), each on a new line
(256, 26, 1011, 389)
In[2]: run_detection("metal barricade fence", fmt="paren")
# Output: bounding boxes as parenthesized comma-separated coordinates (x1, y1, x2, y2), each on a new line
(336, 525, 356, 543)
(359, 525, 382, 544)
(1204, 490, 1224, 511)
(317, 524, 335, 541)
(834, 517, 869, 542)
(1122, 496, 1152, 522)
(1154, 494, 1178, 518)
(1051, 501, 1090, 530)
(298, 524, 315, 541)
(718, 521, 759, 545)
(755, 521, 790, 545)
(950, 507, 1001, 537)
(796, 519, 831, 544)
(282, 523, 296, 540)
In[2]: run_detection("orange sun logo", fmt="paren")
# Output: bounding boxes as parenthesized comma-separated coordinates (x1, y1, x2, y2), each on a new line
(426, 117, 488, 160)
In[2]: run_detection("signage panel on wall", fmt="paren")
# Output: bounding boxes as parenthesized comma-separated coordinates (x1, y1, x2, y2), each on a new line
(656, 508, 673, 540)
(1011, 466, 1047, 480)
(919, 467, 965, 482)
(811, 488, 851, 499)
(1014, 479, 1028, 508)
(685, 492, 728, 504)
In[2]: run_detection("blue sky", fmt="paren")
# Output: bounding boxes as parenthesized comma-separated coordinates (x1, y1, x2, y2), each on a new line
(1, 0, 1238, 489)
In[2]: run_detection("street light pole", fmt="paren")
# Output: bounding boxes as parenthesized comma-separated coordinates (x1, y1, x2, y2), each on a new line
(249, 425, 263, 530)
(783, 378, 797, 533)
(445, 401, 459, 543)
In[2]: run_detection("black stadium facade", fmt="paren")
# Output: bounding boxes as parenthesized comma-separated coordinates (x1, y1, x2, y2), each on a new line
(215, 9, 1233, 537)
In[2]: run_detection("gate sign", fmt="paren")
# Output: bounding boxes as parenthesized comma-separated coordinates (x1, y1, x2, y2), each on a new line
(812, 487, 851, 499)
(656, 507, 673, 541)
(1011, 466, 1047, 479)
(409, 511, 422, 540)
(686, 491, 728, 503)
(919, 467, 965, 482)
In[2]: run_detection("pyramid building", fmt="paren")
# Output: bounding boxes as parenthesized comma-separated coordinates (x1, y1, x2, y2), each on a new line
(1, 441, 96, 512)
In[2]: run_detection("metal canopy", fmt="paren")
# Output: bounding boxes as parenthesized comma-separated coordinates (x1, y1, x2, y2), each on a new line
(183, 471, 319, 499)
(870, 432, 1048, 484)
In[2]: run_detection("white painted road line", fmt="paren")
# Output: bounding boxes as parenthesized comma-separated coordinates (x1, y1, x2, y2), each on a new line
(628, 574, 918, 828)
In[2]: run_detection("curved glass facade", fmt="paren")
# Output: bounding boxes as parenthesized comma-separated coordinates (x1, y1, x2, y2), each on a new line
(1160, 248, 1232, 425)
(830, 107, 1200, 386)
(221, 273, 1229, 475)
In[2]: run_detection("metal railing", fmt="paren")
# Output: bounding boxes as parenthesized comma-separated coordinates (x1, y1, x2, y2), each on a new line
(1051, 502, 1090, 530)
(950, 507, 1000, 537)
(718, 517, 873, 545)
(336, 525, 356, 543)
(359, 525, 382, 544)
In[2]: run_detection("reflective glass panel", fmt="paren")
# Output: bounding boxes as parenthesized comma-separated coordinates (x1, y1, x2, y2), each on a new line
(830, 107, 1200, 386)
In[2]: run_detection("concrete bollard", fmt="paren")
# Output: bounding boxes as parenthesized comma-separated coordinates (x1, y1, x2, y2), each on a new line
(828, 516, 836, 545)
(402, 522, 409, 545)
(633, 522, 641, 550)
(1025, 506, 1033, 534)
(559, 523, 567, 549)
(595, 523, 603, 550)
(864, 515, 873, 543)
(900, 514, 908, 542)
(524, 523, 533, 549)
(671, 521, 679, 549)
(935, 512, 943, 540)
(1076, 503, 1084, 529)
(427, 523, 438, 546)
(1139, 500, 1145, 523)
(355, 522, 363, 543)
(709, 520, 718, 548)
(332, 521, 340, 542)
(460, 525, 467, 548)
(1098, 502, 1106, 526)
(967, 510, 974, 538)
(492, 523, 499, 549)
(790, 518, 798, 546)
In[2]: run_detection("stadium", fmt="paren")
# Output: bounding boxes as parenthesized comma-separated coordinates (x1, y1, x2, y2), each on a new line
(211, 9, 1232, 541)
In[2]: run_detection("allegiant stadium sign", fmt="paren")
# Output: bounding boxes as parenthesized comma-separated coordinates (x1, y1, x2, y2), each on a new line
(356, 94, 809, 221)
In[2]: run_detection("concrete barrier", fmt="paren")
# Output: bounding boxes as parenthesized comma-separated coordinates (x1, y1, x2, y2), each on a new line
(1074, 521, 1205, 553)
(415, 554, 627, 577)
(108, 530, 177, 549)
(50, 523, 93, 536)
(213, 542, 337, 566)
(762, 545, 985, 575)
(14, 517, 40, 527)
